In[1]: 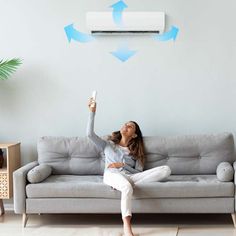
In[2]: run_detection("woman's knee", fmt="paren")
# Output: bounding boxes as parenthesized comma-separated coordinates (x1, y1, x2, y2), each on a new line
(162, 165, 171, 177)
(121, 183, 133, 196)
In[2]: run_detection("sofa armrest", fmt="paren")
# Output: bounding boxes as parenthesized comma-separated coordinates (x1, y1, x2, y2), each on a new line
(233, 161, 236, 171)
(13, 161, 39, 214)
(233, 161, 236, 183)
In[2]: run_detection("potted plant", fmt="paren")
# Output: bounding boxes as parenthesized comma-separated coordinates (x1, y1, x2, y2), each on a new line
(0, 58, 22, 80)
(0, 58, 22, 168)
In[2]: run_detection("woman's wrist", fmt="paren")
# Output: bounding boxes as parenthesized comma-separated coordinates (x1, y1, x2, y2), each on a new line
(108, 162, 125, 168)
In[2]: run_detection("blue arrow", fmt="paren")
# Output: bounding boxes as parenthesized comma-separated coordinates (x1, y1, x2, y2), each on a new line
(64, 24, 95, 43)
(110, 0, 128, 26)
(153, 26, 179, 41)
(111, 46, 137, 62)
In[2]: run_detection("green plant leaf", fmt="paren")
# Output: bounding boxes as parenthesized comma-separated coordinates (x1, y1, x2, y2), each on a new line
(0, 58, 22, 80)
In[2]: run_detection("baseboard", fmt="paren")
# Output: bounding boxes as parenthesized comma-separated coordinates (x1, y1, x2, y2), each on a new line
(4, 203, 14, 211)
(2, 200, 14, 212)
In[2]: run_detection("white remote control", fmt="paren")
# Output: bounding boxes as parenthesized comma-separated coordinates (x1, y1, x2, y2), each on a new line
(91, 90, 97, 107)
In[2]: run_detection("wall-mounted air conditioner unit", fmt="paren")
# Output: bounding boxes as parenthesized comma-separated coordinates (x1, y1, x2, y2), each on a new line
(86, 12, 165, 35)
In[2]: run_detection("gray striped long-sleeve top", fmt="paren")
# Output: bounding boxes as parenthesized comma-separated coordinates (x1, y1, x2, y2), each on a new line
(86, 111, 143, 174)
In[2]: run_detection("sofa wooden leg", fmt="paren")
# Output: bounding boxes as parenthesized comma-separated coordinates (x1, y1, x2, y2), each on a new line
(231, 213, 236, 228)
(176, 226, 179, 236)
(22, 213, 28, 227)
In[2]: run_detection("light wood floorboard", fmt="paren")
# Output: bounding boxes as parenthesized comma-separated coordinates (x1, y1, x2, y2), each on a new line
(1, 212, 236, 236)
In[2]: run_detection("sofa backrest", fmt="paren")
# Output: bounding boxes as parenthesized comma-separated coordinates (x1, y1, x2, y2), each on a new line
(144, 132, 235, 174)
(37, 136, 105, 175)
(37, 132, 235, 175)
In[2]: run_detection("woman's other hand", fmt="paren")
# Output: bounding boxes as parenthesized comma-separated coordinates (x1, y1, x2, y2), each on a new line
(88, 97, 96, 113)
(108, 162, 125, 168)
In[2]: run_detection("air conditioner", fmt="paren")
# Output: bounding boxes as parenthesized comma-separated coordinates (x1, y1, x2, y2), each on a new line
(86, 12, 165, 35)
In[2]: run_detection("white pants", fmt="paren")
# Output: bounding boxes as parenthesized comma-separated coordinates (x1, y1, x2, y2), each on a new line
(103, 165, 171, 219)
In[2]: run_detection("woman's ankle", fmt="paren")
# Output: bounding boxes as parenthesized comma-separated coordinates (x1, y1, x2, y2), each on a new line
(122, 215, 132, 222)
(123, 215, 133, 234)
(123, 224, 133, 235)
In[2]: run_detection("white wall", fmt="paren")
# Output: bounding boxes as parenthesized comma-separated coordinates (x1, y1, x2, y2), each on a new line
(0, 0, 236, 165)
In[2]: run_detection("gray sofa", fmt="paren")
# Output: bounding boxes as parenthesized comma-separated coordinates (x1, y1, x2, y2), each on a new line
(13, 132, 236, 227)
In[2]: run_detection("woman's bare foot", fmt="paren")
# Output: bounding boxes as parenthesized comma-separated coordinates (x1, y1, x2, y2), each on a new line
(123, 216, 134, 236)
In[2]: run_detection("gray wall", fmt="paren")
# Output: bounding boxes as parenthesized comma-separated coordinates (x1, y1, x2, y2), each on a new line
(0, 0, 236, 165)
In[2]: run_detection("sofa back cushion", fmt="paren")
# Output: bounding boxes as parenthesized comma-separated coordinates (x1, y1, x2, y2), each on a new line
(144, 132, 235, 174)
(37, 132, 235, 175)
(37, 136, 105, 175)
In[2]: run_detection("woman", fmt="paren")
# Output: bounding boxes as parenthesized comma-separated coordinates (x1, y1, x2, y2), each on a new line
(87, 98, 171, 236)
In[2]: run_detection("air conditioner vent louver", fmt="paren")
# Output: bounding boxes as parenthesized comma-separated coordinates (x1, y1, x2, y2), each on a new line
(86, 12, 165, 35)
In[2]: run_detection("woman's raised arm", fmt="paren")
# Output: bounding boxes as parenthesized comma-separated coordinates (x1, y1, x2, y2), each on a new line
(87, 98, 106, 151)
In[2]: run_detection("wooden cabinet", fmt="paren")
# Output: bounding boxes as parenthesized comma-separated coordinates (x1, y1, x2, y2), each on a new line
(0, 143, 21, 215)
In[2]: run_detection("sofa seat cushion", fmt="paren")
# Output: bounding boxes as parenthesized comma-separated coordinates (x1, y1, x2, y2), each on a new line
(26, 174, 234, 199)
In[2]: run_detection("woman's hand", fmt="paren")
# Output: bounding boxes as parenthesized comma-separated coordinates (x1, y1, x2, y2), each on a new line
(108, 162, 125, 168)
(88, 97, 96, 113)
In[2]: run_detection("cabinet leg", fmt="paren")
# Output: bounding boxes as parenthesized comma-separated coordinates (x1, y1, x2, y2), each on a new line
(22, 213, 28, 227)
(231, 213, 236, 228)
(0, 199, 5, 215)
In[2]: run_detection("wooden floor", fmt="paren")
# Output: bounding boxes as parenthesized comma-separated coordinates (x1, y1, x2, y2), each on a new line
(1, 211, 236, 236)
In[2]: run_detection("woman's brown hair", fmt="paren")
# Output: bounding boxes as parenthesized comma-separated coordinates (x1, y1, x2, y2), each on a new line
(108, 121, 146, 167)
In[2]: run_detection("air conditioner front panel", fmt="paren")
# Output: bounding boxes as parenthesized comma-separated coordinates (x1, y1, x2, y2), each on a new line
(86, 12, 165, 34)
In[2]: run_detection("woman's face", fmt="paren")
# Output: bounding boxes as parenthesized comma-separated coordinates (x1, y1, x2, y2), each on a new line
(120, 122, 136, 138)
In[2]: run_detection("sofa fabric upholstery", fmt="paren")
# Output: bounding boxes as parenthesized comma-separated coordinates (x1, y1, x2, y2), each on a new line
(26, 174, 234, 199)
(26, 198, 234, 214)
(13, 161, 39, 214)
(37, 132, 234, 175)
(216, 162, 234, 182)
(13, 132, 236, 217)
(37, 136, 105, 175)
(144, 133, 235, 174)
(27, 164, 52, 183)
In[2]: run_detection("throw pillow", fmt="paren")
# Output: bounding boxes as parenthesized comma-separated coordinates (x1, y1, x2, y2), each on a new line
(27, 164, 52, 183)
(216, 162, 234, 182)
